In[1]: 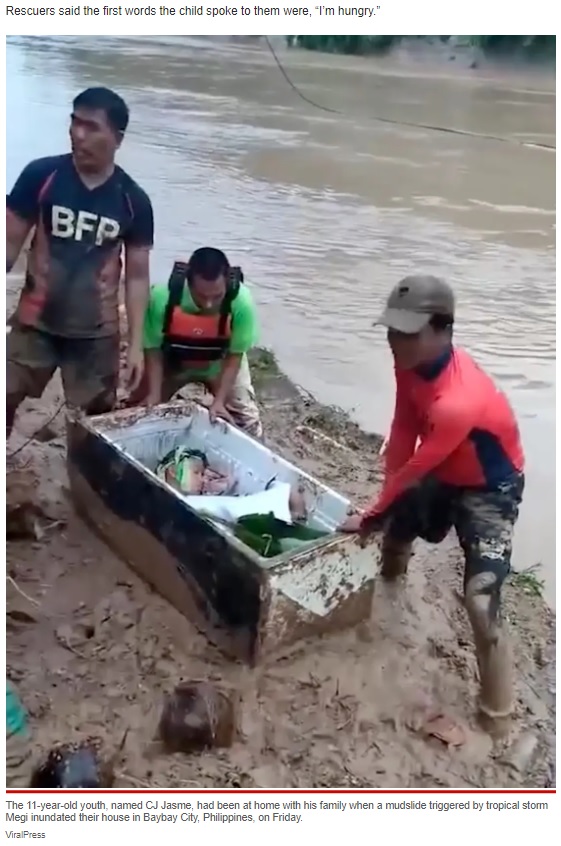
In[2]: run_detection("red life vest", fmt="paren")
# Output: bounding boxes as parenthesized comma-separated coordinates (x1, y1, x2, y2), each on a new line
(161, 260, 243, 365)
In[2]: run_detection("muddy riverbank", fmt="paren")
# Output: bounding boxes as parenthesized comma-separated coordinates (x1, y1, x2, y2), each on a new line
(6, 349, 556, 789)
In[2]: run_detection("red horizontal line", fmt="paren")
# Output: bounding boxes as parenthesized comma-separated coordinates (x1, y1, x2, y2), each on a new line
(6, 789, 555, 795)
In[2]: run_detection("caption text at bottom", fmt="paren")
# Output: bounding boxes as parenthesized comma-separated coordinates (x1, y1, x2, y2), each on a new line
(5, 797, 549, 827)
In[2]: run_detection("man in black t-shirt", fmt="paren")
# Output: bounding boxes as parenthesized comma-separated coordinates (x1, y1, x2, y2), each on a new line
(6, 86, 154, 437)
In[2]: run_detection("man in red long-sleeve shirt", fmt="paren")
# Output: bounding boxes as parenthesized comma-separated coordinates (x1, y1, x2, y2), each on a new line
(340, 275, 524, 735)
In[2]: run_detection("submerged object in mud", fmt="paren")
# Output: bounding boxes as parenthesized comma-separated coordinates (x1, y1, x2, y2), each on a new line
(67, 402, 380, 663)
(6, 466, 51, 541)
(159, 681, 235, 753)
(30, 738, 113, 789)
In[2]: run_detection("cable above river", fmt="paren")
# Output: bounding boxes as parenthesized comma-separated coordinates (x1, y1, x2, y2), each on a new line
(264, 36, 555, 153)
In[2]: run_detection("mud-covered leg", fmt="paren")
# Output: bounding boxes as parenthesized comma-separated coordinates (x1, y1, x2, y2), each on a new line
(212, 353, 263, 439)
(6, 323, 58, 439)
(455, 475, 524, 734)
(380, 534, 414, 580)
(60, 335, 120, 416)
(380, 478, 454, 580)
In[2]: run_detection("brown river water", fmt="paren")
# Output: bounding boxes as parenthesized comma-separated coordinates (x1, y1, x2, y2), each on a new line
(6, 36, 556, 602)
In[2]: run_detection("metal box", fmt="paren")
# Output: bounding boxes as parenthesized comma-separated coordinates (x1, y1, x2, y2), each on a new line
(67, 403, 379, 664)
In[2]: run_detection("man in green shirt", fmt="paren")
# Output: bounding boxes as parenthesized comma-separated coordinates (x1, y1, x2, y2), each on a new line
(141, 247, 262, 438)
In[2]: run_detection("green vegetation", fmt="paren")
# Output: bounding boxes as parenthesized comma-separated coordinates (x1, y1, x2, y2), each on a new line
(286, 35, 395, 54)
(510, 565, 545, 598)
(466, 35, 555, 54)
(248, 347, 278, 376)
(286, 35, 556, 58)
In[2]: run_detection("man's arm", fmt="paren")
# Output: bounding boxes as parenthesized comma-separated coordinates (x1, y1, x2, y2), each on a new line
(6, 158, 54, 272)
(142, 286, 168, 404)
(6, 211, 32, 273)
(124, 246, 151, 351)
(213, 353, 243, 406)
(124, 186, 154, 351)
(144, 349, 165, 404)
(362, 399, 477, 521)
(383, 369, 419, 477)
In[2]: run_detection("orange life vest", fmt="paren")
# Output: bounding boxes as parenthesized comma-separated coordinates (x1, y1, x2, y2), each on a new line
(161, 260, 243, 365)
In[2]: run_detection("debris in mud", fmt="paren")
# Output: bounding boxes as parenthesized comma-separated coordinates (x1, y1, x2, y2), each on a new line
(296, 424, 355, 455)
(34, 425, 59, 444)
(6, 576, 40, 626)
(7, 503, 46, 541)
(6, 607, 38, 626)
(159, 681, 236, 753)
(54, 623, 90, 657)
(404, 700, 467, 748)
(501, 731, 539, 774)
(31, 737, 114, 789)
(422, 713, 467, 748)
(6, 465, 65, 541)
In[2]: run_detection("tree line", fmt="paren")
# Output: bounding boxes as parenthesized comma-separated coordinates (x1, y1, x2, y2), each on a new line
(285, 36, 556, 58)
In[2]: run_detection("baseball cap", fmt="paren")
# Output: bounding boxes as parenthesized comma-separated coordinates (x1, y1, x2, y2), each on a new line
(376, 275, 455, 334)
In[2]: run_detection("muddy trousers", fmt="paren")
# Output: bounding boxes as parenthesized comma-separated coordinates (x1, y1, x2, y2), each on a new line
(6, 321, 119, 438)
(380, 474, 524, 721)
(163, 354, 263, 439)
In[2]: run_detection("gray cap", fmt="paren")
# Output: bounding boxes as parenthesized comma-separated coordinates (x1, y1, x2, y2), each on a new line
(376, 275, 455, 334)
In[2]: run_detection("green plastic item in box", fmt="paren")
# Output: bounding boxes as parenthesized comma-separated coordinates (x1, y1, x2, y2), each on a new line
(234, 513, 330, 558)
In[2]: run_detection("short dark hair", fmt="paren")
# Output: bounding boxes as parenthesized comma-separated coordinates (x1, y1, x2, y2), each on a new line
(73, 87, 129, 135)
(188, 247, 230, 283)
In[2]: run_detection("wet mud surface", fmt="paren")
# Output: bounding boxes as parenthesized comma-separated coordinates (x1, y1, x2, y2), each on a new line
(6, 349, 556, 789)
